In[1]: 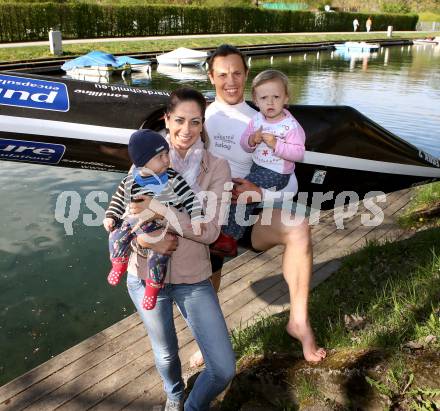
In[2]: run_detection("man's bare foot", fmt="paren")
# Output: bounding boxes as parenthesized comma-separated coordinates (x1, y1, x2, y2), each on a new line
(286, 321, 326, 362)
(189, 350, 204, 368)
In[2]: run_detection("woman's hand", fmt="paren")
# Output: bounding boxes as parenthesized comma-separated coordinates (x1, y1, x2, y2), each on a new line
(138, 230, 178, 256)
(231, 178, 263, 204)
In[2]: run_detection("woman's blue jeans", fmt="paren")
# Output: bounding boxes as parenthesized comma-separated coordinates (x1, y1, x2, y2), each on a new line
(127, 275, 236, 411)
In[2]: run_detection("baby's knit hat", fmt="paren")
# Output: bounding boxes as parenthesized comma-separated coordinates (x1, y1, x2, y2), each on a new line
(128, 129, 169, 168)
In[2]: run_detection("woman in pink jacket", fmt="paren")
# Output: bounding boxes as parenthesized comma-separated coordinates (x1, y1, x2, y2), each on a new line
(127, 87, 234, 411)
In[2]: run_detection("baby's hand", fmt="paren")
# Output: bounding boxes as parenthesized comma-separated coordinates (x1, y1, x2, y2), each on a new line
(249, 126, 263, 147)
(103, 217, 116, 233)
(262, 132, 277, 149)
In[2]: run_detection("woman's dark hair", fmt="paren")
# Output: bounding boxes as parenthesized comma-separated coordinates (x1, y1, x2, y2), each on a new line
(166, 87, 207, 119)
(207, 44, 248, 73)
(166, 87, 209, 144)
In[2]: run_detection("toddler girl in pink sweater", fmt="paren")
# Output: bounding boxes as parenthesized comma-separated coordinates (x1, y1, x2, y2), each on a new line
(211, 69, 306, 256)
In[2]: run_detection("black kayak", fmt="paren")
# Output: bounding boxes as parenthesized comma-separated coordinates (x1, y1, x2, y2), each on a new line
(0, 72, 439, 210)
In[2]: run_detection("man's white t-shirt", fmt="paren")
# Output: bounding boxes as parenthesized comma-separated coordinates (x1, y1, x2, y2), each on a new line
(205, 99, 298, 200)
(205, 99, 256, 178)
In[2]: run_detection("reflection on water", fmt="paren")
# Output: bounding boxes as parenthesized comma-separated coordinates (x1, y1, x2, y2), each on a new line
(1, 45, 439, 385)
(156, 64, 208, 81)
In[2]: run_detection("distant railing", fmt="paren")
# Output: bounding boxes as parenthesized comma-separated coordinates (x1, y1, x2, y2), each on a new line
(261, 2, 308, 10)
(416, 21, 440, 31)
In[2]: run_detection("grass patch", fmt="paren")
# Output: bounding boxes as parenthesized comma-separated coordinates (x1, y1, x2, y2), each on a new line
(2, 31, 440, 63)
(398, 182, 440, 228)
(366, 358, 440, 409)
(294, 375, 321, 404)
(232, 228, 440, 362)
(232, 314, 293, 360)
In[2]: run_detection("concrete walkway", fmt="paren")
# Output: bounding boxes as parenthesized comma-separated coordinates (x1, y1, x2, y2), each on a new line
(0, 31, 412, 48)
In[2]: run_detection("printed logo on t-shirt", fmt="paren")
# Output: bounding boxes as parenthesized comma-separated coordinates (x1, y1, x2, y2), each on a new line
(213, 133, 235, 151)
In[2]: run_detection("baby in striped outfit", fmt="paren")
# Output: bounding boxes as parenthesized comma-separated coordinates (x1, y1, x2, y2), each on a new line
(103, 129, 203, 310)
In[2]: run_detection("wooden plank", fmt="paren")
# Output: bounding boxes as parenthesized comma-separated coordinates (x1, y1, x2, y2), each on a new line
(0, 314, 142, 408)
(224, 255, 344, 333)
(24, 307, 194, 411)
(255, 260, 344, 322)
(348, 191, 413, 253)
(215, 208, 334, 280)
(222, 193, 409, 350)
(87, 247, 288, 410)
(263, 203, 416, 323)
(0, 240, 254, 407)
(220, 207, 336, 281)
(220, 249, 257, 276)
(57, 324, 200, 411)
(0, 324, 148, 411)
(25, 335, 152, 411)
(313, 190, 411, 264)
(107, 335, 205, 411)
(217, 246, 283, 293)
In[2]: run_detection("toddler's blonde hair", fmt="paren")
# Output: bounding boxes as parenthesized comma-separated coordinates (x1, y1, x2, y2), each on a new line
(251, 69, 289, 99)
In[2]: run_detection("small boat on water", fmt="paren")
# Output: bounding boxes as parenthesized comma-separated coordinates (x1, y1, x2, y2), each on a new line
(413, 37, 440, 46)
(61, 51, 152, 81)
(334, 42, 380, 52)
(113, 55, 152, 73)
(156, 47, 208, 66)
(334, 49, 379, 61)
(0, 72, 438, 210)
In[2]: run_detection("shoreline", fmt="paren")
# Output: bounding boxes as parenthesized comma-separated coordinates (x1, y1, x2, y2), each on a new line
(1, 31, 439, 67)
(1, 30, 437, 48)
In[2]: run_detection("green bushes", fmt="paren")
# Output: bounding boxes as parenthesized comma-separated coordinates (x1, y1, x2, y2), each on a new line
(319, 11, 419, 32)
(0, 3, 419, 42)
(381, 0, 412, 14)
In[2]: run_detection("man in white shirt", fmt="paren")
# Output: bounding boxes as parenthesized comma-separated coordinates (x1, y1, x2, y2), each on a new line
(204, 45, 326, 362)
(353, 18, 359, 32)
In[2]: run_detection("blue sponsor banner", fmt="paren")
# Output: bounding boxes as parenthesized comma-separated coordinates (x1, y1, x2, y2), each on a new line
(0, 74, 69, 112)
(0, 138, 66, 165)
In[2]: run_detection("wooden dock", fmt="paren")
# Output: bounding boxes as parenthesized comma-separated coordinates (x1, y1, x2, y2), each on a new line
(0, 189, 415, 411)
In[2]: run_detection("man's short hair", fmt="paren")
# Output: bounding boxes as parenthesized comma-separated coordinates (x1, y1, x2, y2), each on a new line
(207, 44, 248, 73)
